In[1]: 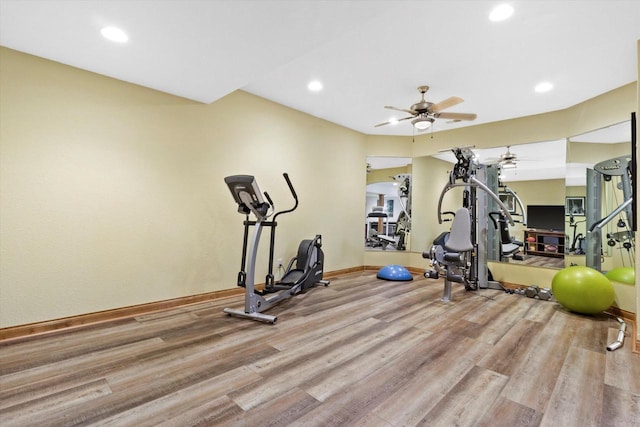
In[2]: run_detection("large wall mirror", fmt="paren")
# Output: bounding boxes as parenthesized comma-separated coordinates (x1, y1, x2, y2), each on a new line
(428, 140, 567, 270)
(365, 156, 412, 251)
(366, 83, 636, 318)
(566, 119, 635, 314)
(412, 121, 634, 268)
(566, 120, 633, 269)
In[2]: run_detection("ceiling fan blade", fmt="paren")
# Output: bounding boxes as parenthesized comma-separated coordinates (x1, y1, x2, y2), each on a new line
(384, 105, 417, 115)
(430, 96, 464, 113)
(483, 157, 502, 164)
(374, 121, 391, 128)
(435, 112, 477, 121)
(374, 116, 414, 127)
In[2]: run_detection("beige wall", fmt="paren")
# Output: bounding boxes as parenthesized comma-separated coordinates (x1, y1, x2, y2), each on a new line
(0, 48, 368, 327)
(1, 44, 638, 329)
(365, 135, 412, 157)
(409, 156, 455, 253)
(567, 141, 631, 164)
(366, 166, 411, 184)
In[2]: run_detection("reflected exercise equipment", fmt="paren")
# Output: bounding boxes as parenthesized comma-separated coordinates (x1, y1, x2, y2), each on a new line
(491, 183, 526, 261)
(366, 173, 411, 251)
(585, 155, 635, 270)
(568, 213, 587, 254)
(223, 173, 329, 323)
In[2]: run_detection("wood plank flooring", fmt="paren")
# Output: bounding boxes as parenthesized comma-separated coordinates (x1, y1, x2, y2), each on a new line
(1, 272, 638, 426)
(509, 254, 566, 269)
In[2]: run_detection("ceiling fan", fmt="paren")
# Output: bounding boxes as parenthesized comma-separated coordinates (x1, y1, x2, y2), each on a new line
(375, 85, 477, 130)
(485, 146, 519, 169)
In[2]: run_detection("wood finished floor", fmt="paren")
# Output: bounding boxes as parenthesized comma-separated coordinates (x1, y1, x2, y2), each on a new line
(508, 254, 566, 269)
(1, 272, 639, 426)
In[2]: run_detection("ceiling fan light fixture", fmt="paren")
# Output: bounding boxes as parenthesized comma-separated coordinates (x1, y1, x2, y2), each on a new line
(412, 117, 434, 130)
(501, 160, 517, 169)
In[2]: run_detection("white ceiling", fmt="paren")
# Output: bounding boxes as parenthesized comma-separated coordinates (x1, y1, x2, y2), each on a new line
(1, 0, 638, 189)
(1, 0, 638, 137)
(569, 121, 632, 143)
(431, 139, 566, 181)
(371, 121, 633, 185)
(367, 157, 412, 171)
(428, 122, 633, 185)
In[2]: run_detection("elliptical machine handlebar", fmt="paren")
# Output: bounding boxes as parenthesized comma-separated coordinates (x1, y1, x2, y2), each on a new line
(273, 173, 299, 222)
(284, 173, 298, 200)
(263, 191, 275, 212)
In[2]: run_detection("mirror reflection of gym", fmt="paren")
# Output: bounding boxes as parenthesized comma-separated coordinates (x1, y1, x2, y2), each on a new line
(565, 120, 635, 315)
(365, 157, 412, 251)
(430, 140, 567, 270)
(566, 120, 634, 270)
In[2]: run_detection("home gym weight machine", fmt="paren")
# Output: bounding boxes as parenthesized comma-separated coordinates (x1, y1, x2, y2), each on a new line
(224, 173, 329, 323)
(585, 155, 635, 270)
(423, 147, 515, 302)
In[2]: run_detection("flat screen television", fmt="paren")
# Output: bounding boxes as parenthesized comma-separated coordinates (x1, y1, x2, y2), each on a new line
(526, 205, 565, 231)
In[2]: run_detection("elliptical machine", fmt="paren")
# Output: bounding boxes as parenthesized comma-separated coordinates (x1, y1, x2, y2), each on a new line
(567, 213, 586, 254)
(223, 173, 329, 323)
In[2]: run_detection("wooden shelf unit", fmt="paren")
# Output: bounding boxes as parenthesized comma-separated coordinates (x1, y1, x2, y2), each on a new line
(524, 229, 565, 258)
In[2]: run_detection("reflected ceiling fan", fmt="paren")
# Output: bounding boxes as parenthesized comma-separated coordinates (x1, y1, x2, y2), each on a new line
(375, 85, 477, 130)
(486, 146, 519, 169)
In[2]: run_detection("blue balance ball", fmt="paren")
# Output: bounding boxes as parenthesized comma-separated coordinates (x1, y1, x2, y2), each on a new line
(377, 264, 413, 281)
(551, 266, 615, 314)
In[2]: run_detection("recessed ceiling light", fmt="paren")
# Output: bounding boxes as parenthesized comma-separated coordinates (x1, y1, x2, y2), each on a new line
(489, 4, 514, 22)
(535, 81, 554, 93)
(101, 26, 128, 43)
(307, 80, 323, 92)
(389, 118, 398, 125)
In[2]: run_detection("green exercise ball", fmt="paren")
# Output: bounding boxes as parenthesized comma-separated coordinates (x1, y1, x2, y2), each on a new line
(604, 267, 635, 285)
(551, 266, 615, 314)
